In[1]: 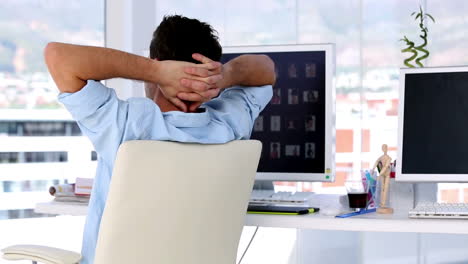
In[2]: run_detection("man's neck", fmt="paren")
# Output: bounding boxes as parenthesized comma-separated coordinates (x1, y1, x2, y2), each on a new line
(153, 87, 181, 112)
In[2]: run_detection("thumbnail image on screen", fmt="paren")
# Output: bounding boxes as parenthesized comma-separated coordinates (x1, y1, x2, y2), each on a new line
(221, 51, 326, 173)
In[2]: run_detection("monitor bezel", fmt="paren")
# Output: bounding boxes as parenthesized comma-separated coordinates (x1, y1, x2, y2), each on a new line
(397, 66, 468, 182)
(223, 44, 336, 182)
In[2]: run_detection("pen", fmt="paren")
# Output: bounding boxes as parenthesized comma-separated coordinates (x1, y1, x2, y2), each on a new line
(335, 208, 377, 218)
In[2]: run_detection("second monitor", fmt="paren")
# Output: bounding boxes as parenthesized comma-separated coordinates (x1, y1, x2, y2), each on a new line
(221, 44, 335, 182)
(397, 66, 468, 182)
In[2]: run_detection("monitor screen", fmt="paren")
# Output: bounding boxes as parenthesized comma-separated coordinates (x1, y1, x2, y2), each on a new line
(398, 67, 468, 182)
(221, 45, 335, 182)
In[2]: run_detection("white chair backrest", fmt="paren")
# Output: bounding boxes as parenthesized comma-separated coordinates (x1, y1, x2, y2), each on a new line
(94, 140, 262, 264)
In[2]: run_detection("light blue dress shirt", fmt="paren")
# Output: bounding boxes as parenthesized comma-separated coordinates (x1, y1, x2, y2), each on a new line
(58, 80, 272, 264)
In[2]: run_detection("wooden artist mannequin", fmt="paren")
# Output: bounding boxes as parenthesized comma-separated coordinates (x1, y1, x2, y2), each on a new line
(372, 144, 394, 214)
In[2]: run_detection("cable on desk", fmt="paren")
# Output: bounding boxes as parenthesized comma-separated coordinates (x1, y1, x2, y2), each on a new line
(237, 226, 259, 264)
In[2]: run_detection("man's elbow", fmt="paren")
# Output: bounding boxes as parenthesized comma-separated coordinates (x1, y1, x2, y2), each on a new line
(44, 42, 84, 93)
(44, 42, 63, 73)
(44, 42, 58, 64)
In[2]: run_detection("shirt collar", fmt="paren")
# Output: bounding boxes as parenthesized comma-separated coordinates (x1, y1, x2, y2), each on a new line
(162, 108, 210, 128)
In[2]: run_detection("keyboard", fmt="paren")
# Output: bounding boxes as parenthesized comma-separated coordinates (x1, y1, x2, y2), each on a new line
(409, 202, 468, 219)
(249, 190, 315, 205)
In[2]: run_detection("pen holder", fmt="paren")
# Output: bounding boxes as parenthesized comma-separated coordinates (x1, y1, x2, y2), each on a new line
(361, 170, 377, 209)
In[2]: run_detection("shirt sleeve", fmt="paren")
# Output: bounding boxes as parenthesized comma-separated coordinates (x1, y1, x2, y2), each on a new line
(58, 80, 129, 164)
(206, 85, 272, 139)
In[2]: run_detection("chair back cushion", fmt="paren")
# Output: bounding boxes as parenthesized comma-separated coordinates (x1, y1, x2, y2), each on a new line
(94, 140, 262, 264)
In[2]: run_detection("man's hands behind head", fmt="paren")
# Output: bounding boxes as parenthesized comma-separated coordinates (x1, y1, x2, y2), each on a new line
(157, 54, 223, 112)
(178, 53, 226, 112)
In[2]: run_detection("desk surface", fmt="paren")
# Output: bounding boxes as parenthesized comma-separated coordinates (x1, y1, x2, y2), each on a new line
(245, 212, 468, 235)
(35, 202, 468, 235)
(36, 201, 88, 216)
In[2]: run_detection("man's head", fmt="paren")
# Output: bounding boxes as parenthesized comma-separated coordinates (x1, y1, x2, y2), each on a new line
(146, 15, 222, 100)
(149, 15, 222, 64)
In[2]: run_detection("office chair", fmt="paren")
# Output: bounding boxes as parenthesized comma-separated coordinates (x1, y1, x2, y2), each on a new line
(2, 140, 262, 264)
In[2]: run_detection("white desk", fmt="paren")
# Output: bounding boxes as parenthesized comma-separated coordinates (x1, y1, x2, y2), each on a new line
(36, 201, 88, 216)
(35, 201, 468, 235)
(246, 212, 468, 234)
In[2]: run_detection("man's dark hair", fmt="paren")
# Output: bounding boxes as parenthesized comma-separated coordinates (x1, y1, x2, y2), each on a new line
(149, 15, 222, 63)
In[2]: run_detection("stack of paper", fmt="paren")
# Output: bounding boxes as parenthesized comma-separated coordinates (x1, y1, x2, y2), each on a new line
(49, 178, 94, 204)
(54, 192, 90, 204)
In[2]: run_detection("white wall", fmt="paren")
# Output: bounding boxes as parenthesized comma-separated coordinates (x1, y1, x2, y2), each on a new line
(106, 0, 155, 99)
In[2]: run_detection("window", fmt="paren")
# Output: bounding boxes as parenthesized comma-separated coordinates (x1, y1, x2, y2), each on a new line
(0, 0, 104, 219)
(1, 151, 67, 163)
(0, 121, 82, 136)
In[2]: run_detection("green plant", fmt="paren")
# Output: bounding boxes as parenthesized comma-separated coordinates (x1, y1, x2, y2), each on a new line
(400, 6, 435, 67)
(400, 36, 418, 68)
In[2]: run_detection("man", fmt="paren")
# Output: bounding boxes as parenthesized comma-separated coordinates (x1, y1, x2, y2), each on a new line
(44, 15, 275, 264)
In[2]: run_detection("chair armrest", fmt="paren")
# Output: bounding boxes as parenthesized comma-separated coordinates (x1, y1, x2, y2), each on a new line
(2, 244, 81, 264)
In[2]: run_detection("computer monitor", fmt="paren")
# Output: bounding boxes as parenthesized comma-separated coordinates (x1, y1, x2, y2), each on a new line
(397, 66, 468, 182)
(221, 44, 335, 182)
